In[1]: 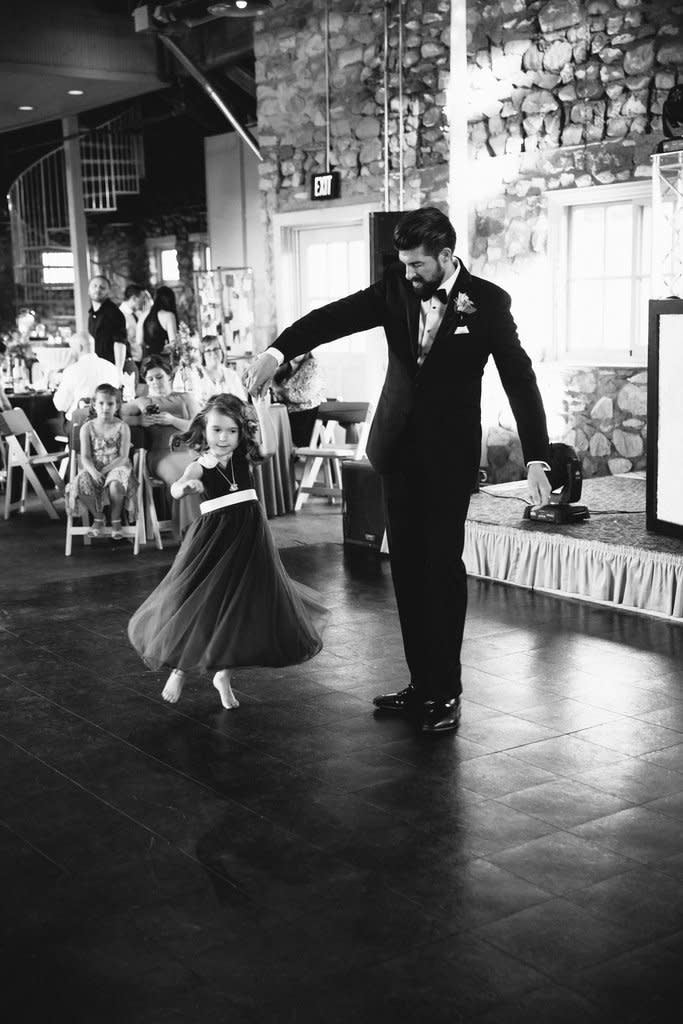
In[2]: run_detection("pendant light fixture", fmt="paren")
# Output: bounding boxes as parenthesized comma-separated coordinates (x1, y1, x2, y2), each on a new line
(207, 1, 274, 17)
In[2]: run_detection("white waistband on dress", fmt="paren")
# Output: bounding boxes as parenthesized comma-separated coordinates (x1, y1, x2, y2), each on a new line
(199, 489, 258, 515)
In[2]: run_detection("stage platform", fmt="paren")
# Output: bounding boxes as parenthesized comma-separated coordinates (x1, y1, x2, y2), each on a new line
(465, 473, 683, 622)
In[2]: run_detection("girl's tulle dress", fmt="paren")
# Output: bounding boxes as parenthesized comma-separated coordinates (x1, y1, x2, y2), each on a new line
(128, 450, 328, 673)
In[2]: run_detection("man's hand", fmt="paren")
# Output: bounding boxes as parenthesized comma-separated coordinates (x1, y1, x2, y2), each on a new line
(527, 462, 552, 507)
(245, 351, 279, 397)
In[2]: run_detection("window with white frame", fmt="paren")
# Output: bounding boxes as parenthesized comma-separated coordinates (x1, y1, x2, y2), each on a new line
(147, 235, 210, 286)
(549, 182, 654, 363)
(41, 250, 74, 286)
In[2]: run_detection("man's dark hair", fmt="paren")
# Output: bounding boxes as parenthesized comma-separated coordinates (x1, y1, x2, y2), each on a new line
(393, 207, 456, 258)
(124, 284, 145, 300)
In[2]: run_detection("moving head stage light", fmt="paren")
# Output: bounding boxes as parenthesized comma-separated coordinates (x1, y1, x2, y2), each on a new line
(523, 443, 590, 524)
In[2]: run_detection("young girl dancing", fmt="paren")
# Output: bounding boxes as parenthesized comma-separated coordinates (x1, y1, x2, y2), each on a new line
(127, 393, 327, 709)
(67, 383, 137, 538)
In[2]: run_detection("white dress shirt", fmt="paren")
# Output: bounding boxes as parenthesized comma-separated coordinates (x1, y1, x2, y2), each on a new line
(52, 353, 120, 421)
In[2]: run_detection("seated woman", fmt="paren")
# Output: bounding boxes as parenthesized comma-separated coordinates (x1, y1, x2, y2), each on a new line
(197, 335, 248, 404)
(138, 285, 178, 361)
(271, 352, 327, 447)
(122, 355, 201, 532)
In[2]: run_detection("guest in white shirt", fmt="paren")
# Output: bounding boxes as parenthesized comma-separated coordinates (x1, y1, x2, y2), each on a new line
(52, 333, 120, 422)
(119, 284, 148, 364)
(197, 335, 248, 403)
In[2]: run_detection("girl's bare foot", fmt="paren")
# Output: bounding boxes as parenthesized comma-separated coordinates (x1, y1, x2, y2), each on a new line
(162, 669, 185, 704)
(213, 670, 239, 709)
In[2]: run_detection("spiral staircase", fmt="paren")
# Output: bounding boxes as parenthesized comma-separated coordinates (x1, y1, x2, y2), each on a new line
(7, 108, 144, 323)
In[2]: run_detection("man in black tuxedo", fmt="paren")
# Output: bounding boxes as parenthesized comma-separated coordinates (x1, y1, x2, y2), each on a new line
(247, 207, 551, 733)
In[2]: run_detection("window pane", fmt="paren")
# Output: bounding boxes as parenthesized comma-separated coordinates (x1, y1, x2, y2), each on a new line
(605, 203, 633, 277)
(161, 249, 178, 281)
(640, 205, 652, 275)
(567, 279, 604, 352)
(634, 277, 650, 352)
(602, 279, 631, 349)
(41, 251, 74, 267)
(570, 206, 604, 277)
(41, 250, 74, 284)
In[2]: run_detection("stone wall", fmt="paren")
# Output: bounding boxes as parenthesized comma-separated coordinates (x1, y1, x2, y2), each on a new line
(254, 0, 452, 336)
(485, 362, 648, 482)
(253, 0, 679, 481)
(466, 0, 682, 481)
(467, 0, 682, 280)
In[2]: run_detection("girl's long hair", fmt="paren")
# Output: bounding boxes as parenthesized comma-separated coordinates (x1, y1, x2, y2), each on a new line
(174, 393, 263, 462)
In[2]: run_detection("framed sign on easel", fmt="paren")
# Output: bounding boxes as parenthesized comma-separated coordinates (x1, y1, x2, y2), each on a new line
(647, 298, 683, 538)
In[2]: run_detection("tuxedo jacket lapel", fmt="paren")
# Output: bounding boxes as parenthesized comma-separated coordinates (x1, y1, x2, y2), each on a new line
(405, 290, 420, 361)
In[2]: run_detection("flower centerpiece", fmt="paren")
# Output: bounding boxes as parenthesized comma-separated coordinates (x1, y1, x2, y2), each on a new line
(170, 321, 203, 395)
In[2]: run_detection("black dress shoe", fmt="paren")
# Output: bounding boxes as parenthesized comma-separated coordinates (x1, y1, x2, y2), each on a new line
(421, 698, 461, 733)
(373, 683, 419, 712)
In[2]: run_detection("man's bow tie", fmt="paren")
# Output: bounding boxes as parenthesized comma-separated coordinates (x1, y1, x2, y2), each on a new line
(434, 288, 448, 304)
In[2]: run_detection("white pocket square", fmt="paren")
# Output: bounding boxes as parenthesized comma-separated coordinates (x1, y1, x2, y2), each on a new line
(454, 325, 470, 335)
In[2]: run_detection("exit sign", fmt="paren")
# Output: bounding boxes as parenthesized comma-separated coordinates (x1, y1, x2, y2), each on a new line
(311, 170, 341, 200)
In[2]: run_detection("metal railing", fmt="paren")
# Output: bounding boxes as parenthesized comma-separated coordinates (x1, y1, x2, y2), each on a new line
(7, 108, 144, 318)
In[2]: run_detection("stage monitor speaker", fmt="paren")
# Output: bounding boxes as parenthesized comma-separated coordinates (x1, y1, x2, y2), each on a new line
(341, 459, 386, 551)
(369, 211, 404, 282)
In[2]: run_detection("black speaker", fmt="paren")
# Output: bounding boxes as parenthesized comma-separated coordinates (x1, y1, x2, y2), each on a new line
(341, 459, 386, 551)
(369, 211, 404, 282)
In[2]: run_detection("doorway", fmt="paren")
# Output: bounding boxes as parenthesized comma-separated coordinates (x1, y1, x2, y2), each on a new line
(273, 204, 387, 404)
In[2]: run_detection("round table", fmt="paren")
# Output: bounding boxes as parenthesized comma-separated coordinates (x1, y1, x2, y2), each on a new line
(252, 403, 295, 516)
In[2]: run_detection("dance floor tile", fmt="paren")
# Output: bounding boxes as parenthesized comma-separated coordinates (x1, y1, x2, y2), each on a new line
(4, 500, 683, 1020)
(505, 734, 630, 777)
(483, 830, 635, 896)
(639, 742, 683, 774)
(496, 778, 633, 828)
(572, 718, 683, 756)
(573, 758, 683, 803)
(568, 938, 683, 1024)
(565, 866, 683, 944)
(452, 750, 558, 797)
(474, 898, 637, 983)
(475, 985, 605, 1024)
(569, 806, 683, 865)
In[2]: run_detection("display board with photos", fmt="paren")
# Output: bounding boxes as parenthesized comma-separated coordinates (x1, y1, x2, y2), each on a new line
(647, 298, 683, 538)
(193, 267, 255, 361)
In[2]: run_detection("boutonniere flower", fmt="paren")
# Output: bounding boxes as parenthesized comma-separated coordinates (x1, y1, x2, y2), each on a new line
(198, 452, 218, 468)
(455, 292, 477, 315)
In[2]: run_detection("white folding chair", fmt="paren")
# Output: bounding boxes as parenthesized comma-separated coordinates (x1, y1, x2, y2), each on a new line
(1, 407, 68, 520)
(64, 415, 145, 556)
(293, 400, 372, 511)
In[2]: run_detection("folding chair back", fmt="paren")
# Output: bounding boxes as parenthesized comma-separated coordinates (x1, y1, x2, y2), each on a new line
(1, 407, 67, 520)
(293, 400, 372, 510)
(138, 447, 177, 550)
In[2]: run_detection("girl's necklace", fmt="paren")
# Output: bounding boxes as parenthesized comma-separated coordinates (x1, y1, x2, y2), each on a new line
(215, 456, 238, 492)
